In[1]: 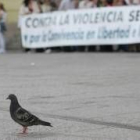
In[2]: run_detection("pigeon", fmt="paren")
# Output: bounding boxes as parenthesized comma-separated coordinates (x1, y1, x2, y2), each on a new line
(7, 94, 52, 134)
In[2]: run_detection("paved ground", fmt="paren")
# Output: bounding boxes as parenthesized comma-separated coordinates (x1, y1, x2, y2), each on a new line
(0, 53, 140, 140)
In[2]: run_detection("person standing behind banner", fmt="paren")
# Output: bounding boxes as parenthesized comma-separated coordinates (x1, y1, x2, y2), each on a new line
(79, 0, 97, 52)
(113, 0, 129, 52)
(59, 0, 79, 52)
(79, 0, 97, 8)
(59, 0, 79, 11)
(0, 3, 7, 53)
(41, 0, 57, 12)
(96, 0, 113, 52)
(18, 0, 41, 52)
(41, 0, 57, 53)
(18, 0, 41, 28)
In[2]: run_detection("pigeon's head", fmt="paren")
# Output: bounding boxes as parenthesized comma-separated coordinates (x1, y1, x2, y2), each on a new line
(7, 94, 18, 101)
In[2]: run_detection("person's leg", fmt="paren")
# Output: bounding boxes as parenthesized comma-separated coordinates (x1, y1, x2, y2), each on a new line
(136, 44, 140, 52)
(0, 32, 5, 53)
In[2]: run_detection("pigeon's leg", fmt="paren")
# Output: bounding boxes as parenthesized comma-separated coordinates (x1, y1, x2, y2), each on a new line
(22, 127, 28, 134)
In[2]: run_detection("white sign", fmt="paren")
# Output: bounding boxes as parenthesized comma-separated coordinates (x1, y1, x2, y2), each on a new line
(21, 6, 140, 48)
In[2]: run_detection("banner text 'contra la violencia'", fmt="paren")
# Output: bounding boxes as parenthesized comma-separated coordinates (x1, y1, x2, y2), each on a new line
(21, 6, 140, 48)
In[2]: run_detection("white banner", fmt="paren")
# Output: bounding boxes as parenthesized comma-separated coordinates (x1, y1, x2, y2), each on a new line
(21, 6, 140, 48)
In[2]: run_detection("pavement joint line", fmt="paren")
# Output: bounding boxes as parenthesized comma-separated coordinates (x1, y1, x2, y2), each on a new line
(40, 113, 140, 132)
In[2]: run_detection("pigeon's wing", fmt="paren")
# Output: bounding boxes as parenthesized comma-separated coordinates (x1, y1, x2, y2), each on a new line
(14, 107, 39, 126)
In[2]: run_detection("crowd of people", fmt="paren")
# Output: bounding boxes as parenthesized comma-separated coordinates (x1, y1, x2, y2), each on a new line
(0, 3, 7, 53)
(0, 0, 140, 53)
(19, 0, 140, 14)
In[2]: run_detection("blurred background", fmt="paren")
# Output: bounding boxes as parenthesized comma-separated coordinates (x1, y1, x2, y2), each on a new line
(0, 0, 140, 52)
(1, 0, 22, 51)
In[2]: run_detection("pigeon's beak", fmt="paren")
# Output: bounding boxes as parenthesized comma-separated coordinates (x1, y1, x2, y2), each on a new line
(6, 97, 9, 100)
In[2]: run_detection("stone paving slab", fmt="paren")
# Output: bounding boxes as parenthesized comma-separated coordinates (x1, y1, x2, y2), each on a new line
(0, 53, 140, 140)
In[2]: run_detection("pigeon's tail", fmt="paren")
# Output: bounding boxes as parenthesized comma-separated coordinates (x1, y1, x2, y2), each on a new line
(39, 120, 53, 127)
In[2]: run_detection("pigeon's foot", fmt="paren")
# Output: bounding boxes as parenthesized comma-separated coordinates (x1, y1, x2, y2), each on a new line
(23, 127, 28, 134)
(19, 127, 28, 134)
